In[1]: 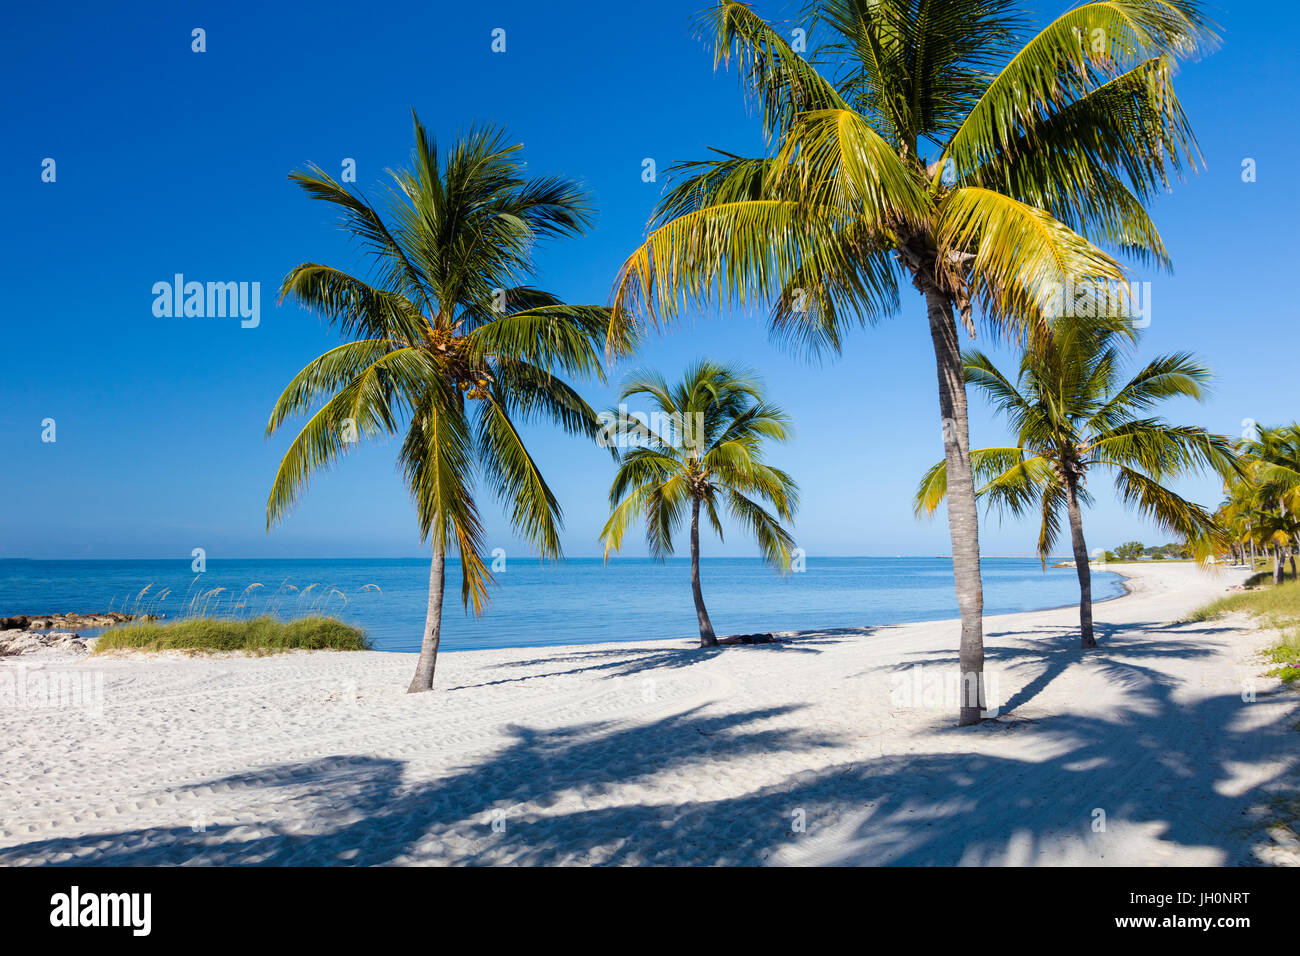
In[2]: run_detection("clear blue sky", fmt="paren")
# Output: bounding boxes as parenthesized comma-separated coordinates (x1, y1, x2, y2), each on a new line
(2, 1, 1296, 560)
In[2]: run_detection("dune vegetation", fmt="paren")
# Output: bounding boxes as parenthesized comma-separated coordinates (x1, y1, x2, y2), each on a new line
(94, 616, 369, 654)
(1184, 578, 1300, 683)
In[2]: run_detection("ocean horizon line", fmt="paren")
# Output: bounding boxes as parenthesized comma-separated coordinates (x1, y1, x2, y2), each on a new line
(0, 555, 1122, 654)
(0, 554, 1077, 563)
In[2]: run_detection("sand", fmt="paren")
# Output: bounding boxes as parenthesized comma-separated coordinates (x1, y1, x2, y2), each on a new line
(1, 561, 1296, 866)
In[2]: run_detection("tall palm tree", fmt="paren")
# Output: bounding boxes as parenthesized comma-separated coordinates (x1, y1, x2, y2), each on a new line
(606, 0, 1215, 723)
(599, 362, 799, 646)
(267, 112, 623, 692)
(914, 315, 1237, 647)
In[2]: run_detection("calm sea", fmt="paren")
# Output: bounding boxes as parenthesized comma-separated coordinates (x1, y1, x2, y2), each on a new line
(0, 557, 1120, 653)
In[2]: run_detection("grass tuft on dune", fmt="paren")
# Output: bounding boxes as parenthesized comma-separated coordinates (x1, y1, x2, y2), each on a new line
(1184, 578, 1300, 683)
(94, 616, 370, 654)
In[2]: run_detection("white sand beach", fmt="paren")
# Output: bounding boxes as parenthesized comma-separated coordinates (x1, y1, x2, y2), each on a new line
(2, 561, 1296, 867)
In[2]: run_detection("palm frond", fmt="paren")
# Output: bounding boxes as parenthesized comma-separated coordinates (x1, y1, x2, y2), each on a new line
(935, 186, 1126, 330)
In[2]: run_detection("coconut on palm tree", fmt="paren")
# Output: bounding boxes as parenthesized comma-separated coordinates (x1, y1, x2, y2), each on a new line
(599, 362, 798, 647)
(914, 315, 1237, 648)
(267, 112, 624, 692)
(606, 0, 1216, 723)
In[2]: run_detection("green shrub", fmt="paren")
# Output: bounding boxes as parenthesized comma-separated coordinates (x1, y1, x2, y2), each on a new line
(94, 616, 370, 654)
(1113, 540, 1145, 561)
(1264, 632, 1300, 684)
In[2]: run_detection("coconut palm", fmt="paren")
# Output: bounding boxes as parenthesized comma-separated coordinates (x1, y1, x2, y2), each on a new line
(914, 315, 1237, 648)
(1222, 424, 1300, 582)
(1218, 474, 1267, 569)
(267, 112, 623, 692)
(1214, 506, 1252, 567)
(1256, 510, 1300, 584)
(606, 0, 1215, 723)
(599, 362, 798, 646)
(1247, 424, 1300, 495)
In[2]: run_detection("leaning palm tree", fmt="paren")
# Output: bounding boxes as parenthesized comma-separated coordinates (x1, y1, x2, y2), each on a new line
(599, 362, 798, 647)
(268, 111, 623, 692)
(914, 315, 1237, 647)
(606, 0, 1216, 723)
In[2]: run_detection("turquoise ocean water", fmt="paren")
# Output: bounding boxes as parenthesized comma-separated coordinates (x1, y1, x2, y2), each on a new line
(0, 557, 1119, 653)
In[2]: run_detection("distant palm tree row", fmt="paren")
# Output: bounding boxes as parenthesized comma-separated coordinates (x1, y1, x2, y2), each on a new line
(267, 1, 1225, 723)
(1218, 425, 1300, 585)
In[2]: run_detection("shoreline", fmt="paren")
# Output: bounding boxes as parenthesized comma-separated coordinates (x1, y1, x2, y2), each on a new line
(0, 561, 1132, 658)
(2, 561, 1296, 867)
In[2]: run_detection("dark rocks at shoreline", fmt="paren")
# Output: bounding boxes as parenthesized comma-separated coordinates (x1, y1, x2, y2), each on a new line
(718, 632, 783, 646)
(0, 612, 157, 632)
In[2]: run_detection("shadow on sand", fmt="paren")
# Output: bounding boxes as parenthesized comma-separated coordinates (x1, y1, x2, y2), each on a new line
(5, 629, 1296, 866)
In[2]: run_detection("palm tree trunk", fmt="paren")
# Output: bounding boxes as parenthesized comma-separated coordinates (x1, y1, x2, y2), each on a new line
(690, 496, 718, 648)
(924, 289, 985, 725)
(1064, 479, 1096, 648)
(1273, 545, 1283, 586)
(406, 536, 447, 693)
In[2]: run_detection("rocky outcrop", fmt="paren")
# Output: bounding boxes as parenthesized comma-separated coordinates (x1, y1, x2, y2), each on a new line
(0, 630, 94, 657)
(1, 612, 150, 631)
(0, 612, 156, 657)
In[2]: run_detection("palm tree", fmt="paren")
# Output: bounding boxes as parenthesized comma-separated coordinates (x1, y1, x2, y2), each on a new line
(1223, 424, 1300, 582)
(1214, 506, 1252, 567)
(914, 315, 1237, 648)
(1256, 510, 1300, 585)
(599, 362, 799, 646)
(267, 112, 623, 692)
(1218, 474, 1266, 570)
(606, 1, 1215, 723)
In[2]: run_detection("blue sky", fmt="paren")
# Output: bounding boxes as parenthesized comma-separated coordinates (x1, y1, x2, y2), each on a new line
(2, 0, 1296, 561)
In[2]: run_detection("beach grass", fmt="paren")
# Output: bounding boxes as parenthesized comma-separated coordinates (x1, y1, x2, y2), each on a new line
(1183, 578, 1300, 684)
(94, 615, 370, 654)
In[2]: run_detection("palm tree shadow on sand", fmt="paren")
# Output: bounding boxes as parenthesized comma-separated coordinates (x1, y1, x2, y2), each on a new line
(918, 621, 1240, 717)
(5, 646, 1296, 866)
(448, 633, 856, 690)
